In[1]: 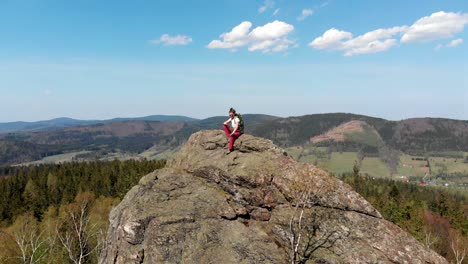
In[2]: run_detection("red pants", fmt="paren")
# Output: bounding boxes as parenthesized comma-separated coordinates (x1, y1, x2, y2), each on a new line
(223, 124, 242, 150)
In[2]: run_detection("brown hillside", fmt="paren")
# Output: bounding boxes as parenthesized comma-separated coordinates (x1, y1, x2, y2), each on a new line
(310, 120, 380, 144)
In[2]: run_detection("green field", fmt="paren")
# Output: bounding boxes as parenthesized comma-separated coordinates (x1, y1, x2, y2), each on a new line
(139, 146, 180, 160)
(286, 147, 468, 184)
(430, 156, 468, 174)
(16, 151, 92, 166)
(344, 131, 382, 147)
(360, 157, 391, 178)
(319, 152, 358, 175)
(14, 146, 175, 166)
(397, 154, 428, 178)
(286, 146, 358, 175)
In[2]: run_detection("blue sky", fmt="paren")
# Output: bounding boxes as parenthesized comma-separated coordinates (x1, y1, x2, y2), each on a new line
(0, 0, 467, 122)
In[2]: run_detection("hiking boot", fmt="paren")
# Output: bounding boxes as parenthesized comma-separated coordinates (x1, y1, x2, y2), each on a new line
(225, 149, 234, 155)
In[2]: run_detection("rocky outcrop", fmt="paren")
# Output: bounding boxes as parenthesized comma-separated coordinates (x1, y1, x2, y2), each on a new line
(100, 130, 447, 264)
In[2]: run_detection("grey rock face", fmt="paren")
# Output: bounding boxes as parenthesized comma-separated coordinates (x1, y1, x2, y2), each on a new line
(100, 130, 447, 264)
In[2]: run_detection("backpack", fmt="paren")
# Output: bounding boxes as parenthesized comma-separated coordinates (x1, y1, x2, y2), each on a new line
(237, 114, 245, 133)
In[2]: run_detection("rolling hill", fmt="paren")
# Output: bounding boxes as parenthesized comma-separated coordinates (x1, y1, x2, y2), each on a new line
(251, 113, 468, 155)
(0, 115, 198, 134)
(1, 113, 467, 170)
(0, 114, 279, 166)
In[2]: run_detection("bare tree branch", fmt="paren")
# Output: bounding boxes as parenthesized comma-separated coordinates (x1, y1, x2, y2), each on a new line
(11, 216, 53, 264)
(288, 189, 348, 264)
(56, 193, 103, 264)
(451, 236, 466, 264)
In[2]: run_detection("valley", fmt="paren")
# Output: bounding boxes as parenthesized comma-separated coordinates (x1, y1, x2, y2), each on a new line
(286, 145, 468, 187)
(1, 113, 467, 191)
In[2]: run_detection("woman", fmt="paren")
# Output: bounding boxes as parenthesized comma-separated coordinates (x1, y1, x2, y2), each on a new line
(223, 108, 243, 154)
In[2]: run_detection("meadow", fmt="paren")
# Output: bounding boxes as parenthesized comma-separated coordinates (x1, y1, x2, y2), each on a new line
(285, 146, 468, 186)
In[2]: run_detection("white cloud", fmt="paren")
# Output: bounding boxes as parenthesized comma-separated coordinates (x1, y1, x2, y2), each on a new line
(273, 8, 280, 16)
(297, 9, 314, 21)
(208, 20, 295, 53)
(309, 11, 468, 56)
(248, 38, 294, 53)
(309, 26, 407, 56)
(344, 39, 398, 56)
(401, 11, 468, 43)
(342, 26, 408, 56)
(447, 38, 463, 47)
(151, 34, 193, 46)
(308, 28, 352, 50)
(249, 20, 294, 40)
(207, 21, 252, 49)
(258, 0, 274, 13)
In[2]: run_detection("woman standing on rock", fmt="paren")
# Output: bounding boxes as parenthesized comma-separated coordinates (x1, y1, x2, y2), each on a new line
(223, 108, 244, 154)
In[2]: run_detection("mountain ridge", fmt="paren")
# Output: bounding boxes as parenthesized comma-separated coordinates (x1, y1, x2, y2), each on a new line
(0, 115, 199, 134)
(1, 113, 467, 167)
(2, 113, 467, 135)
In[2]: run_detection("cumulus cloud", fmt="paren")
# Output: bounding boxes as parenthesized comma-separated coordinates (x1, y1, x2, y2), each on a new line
(151, 34, 193, 46)
(207, 20, 295, 53)
(249, 21, 294, 40)
(297, 9, 314, 21)
(309, 11, 468, 56)
(341, 26, 408, 56)
(447, 38, 463, 47)
(258, 0, 274, 13)
(401, 11, 468, 43)
(206, 21, 252, 49)
(309, 26, 407, 56)
(308, 28, 352, 50)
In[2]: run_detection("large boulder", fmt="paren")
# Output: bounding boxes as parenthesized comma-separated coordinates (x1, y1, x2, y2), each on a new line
(100, 130, 447, 264)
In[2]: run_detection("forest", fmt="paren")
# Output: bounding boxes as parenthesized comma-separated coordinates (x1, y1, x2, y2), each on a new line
(0, 159, 165, 264)
(0, 160, 466, 263)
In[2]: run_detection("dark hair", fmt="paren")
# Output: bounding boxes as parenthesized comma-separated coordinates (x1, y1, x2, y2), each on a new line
(229, 108, 236, 115)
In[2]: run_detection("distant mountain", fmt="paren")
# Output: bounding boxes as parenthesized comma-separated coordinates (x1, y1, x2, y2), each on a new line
(0, 120, 189, 166)
(384, 118, 468, 154)
(0, 115, 199, 134)
(0, 114, 278, 166)
(106, 115, 199, 123)
(0, 117, 98, 134)
(251, 113, 468, 155)
(0, 113, 467, 167)
(195, 114, 279, 131)
(252, 113, 389, 147)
